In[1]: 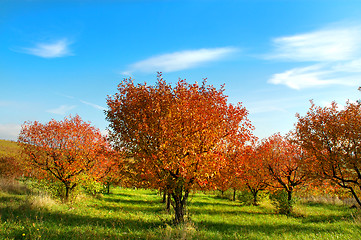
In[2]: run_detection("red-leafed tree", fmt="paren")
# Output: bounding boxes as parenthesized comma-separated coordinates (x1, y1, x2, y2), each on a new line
(213, 137, 251, 201)
(93, 149, 124, 194)
(295, 101, 361, 207)
(105, 73, 253, 224)
(239, 143, 270, 205)
(259, 133, 308, 213)
(18, 115, 110, 202)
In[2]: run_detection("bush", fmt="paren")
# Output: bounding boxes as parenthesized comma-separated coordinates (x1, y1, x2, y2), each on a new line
(238, 190, 254, 205)
(23, 178, 80, 202)
(269, 190, 293, 215)
(81, 178, 106, 196)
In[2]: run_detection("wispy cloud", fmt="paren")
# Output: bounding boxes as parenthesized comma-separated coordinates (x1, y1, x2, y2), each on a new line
(267, 24, 361, 89)
(266, 26, 361, 62)
(268, 63, 360, 89)
(18, 39, 73, 58)
(80, 100, 107, 111)
(122, 47, 238, 74)
(47, 105, 76, 115)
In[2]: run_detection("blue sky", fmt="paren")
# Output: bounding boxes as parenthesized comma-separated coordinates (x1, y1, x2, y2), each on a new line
(2, 0, 361, 141)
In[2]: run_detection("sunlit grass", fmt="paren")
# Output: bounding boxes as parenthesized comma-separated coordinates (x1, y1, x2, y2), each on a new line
(1, 184, 360, 239)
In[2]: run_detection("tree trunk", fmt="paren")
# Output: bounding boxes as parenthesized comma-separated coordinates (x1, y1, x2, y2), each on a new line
(287, 190, 292, 205)
(166, 192, 171, 212)
(251, 190, 259, 206)
(65, 185, 70, 202)
(286, 189, 293, 215)
(232, 188, 236, 201)
(106, 182, 111, 194)
(171, 188, 189, 224)
(350, 187, 361, 208)
(63, 182, 76, 203)
(63, 183, 71, 203)
(162, 191, 166, 203)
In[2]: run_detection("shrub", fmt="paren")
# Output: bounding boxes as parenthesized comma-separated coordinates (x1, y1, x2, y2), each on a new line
(269, 190, 293, 215)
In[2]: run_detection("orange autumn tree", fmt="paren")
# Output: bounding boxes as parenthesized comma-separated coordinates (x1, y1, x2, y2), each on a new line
(93, 149, 124, 194)
(18, 115, 109, 202)
(259, 133, 308, 213)
(106, 73, 253, 224)
(295, 101, 361, 207)
(213, 137, 251, 201)
(238, 143, 270, 206)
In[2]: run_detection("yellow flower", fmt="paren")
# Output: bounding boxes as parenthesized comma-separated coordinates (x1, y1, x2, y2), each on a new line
(22, 233, 25, 236)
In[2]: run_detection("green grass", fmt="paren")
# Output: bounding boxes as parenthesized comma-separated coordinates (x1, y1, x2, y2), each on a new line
(1, 183, 360, 240)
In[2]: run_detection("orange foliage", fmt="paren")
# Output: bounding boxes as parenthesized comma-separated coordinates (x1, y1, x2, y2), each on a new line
(259, 133, 309, 203)
(295, 101, 361, 206)
(106, 73, 253, 223)
(238, 142, 270, 205)
(18, 115, 110, 201)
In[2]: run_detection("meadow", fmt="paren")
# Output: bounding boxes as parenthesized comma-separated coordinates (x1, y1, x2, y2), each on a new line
(1, 180, 360, 240)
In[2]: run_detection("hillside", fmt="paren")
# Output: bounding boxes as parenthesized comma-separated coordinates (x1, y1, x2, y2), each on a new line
(0, 139, 20, 157)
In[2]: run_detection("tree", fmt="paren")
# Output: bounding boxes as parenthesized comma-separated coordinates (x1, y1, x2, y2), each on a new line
(295, 101, 361, 207)
(93, 150, 123, 194)
(239, 143, 269, 206)
(18, 115, 109, 202)
(213, 141, 243, 200)
(106, 73, 253, 224)
(259, 134, 308, 214)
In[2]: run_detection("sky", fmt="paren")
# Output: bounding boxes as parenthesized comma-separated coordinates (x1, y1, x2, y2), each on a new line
(2, 0, 361, 141)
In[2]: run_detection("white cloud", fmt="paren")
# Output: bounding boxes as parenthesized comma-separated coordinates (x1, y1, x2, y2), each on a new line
(80, 100, 107, 111)
(267, 26, 361, 62)
(267, 25, 361, 89)
(47, 105, 76, 115)
(123, 47, 238, 74)
(268, 63, 361, 89)
(19, 39, 73, 58)
(0, 124, 21, 141)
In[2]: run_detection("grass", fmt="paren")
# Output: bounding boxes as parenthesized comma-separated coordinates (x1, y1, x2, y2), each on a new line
(1, 182, 360, 240)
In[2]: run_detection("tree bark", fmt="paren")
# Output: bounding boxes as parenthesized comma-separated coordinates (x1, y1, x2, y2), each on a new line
(251, 190, 259, 206)
(162, 191, 166, 203)
(171, 187, 189, 224)
(232, 188, 236, 201)
(106, 182, 111, 194)
(166, 192, 171, 212)
(350, 187, 361, 208)
(287, 190, 292, 203)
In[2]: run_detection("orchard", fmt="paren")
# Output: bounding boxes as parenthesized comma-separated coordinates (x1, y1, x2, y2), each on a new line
(11, 74, 361, 224)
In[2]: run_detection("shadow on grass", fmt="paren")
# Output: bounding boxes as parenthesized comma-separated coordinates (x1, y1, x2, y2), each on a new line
(188, 200, 239, 208)
(196, 219, 346, 237)
(301, 213, 353, 223)
(2, 190, 358, 240)
(0, 202, 165, 240)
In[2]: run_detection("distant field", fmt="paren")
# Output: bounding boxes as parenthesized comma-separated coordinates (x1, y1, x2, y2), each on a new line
(1, 183, 360, 240)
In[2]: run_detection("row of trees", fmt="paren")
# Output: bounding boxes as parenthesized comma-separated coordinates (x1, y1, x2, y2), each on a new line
(12, 74, 361, 224)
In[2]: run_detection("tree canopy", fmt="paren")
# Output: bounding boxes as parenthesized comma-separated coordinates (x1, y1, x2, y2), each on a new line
(106, 73, 253, 223)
